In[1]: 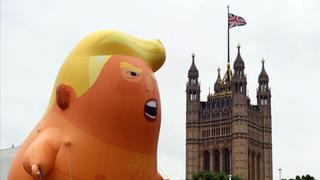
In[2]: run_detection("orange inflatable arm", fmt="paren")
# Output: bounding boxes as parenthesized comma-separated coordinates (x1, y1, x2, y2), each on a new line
(22, 128, 62, 179)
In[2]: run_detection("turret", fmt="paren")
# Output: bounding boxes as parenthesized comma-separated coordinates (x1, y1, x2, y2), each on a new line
(257, 59, 273, 180)
(257, 59, 271, 110)
(187, 53, 200, 102)
(232, 44, 247, 96)
(186, 53, 201, 113)
(214, 67, 222, 93)
(231, 44, 247, 116)
(231, 45, 249, 178)
(186, 53, 201, 178)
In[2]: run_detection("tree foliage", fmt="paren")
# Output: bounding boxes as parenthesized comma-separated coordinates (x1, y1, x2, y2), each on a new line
(192, 171, 241, 180)
(293, 174, 315, 180)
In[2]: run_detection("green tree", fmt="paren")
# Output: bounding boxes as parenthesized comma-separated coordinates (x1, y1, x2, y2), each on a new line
(303, 174, 315, 180)
(293, 174, 314, 180)
(192, 171, 241, 180)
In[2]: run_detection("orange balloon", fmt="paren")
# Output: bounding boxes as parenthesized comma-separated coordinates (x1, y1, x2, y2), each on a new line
(8, 31, 166, 180)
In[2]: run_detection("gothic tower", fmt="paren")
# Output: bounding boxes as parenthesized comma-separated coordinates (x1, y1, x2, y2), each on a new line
(257, 59, 272, 180)
(231, 45, 249, 179)
(185, 46, 272, 180)
(186, 53, 201, 177)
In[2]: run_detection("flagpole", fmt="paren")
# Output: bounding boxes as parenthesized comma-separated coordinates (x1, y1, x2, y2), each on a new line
(227, 5, 230, 64)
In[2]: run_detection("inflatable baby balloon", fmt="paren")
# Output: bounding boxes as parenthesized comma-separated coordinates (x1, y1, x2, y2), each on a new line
(8, 30, 166, 180)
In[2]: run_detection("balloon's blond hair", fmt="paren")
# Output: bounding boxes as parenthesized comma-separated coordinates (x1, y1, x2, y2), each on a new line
(46, 30, 166, 112)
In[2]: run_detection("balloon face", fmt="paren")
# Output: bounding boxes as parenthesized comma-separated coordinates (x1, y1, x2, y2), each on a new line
(62, 55, 161, 154)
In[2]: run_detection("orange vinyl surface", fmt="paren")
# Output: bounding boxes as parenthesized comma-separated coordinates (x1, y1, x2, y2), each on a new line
(8, 30, 166, 180)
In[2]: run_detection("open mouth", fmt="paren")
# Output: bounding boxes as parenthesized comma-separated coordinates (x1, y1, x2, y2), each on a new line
(144, 99, 157, 122)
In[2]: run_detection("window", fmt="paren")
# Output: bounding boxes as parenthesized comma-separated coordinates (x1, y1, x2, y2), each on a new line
(251, 152, 255, 180)
(223, 148, 231, 174)
(261, 84, 267, 92)
(203, 151, 210, 171)
(261, 97, 268, 106)
(257, 154, 261, 180)
(213, 149, 220, 172)
(264, 98, 268, 105)
(190, 93, 197, 101)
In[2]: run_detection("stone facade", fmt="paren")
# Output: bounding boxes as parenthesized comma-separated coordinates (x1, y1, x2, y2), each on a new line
(186, 47, 272, 180)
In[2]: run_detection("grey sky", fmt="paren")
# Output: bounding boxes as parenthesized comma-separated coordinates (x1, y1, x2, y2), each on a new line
(1, 0, 320, 179)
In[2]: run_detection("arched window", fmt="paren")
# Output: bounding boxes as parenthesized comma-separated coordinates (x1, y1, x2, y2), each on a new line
(190, 92, 198, 101)
(223, 148, 231, 174)
(264, 97, 268, 105)
(191, 78, 196, 84)
(248, 150, 251, 180)
(240, 84, 243, 93)
(213, 149, 220, 172)
(235, 83, 238, 93)
(203, 151, 210, 171)
(257, 153, 261, 180)
(251, 152, 255, 180)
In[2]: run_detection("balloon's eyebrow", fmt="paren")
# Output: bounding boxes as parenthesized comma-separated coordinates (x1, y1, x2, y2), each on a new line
(119, 61, 142, 73)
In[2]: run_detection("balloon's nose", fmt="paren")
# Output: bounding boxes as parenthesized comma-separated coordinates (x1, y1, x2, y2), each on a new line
(145, 76, 154, 93)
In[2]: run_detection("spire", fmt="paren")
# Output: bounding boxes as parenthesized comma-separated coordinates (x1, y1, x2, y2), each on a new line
(258, 58, 269, 82)
(189, 53, 198, 73)
(214, 67, 222, 93)
(233, 44, 245, 68)
(215, 66, 221, 83)
(222, 63, 233, 82)
(187, 52, 200, 102)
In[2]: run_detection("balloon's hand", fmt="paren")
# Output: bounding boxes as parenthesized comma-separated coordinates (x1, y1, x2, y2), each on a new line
(31, 163, 40, 176)
(23, 128, 62, 179)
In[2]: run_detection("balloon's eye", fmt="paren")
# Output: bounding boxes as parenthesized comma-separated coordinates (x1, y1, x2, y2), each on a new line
(129, 71, 140, 77)
(121, 69, 142, 82)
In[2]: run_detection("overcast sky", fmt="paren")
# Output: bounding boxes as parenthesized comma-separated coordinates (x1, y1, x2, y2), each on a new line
(1, 0, 320, 179)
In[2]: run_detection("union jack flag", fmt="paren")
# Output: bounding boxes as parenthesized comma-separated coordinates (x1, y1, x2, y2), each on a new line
(228, 13, 247, 28)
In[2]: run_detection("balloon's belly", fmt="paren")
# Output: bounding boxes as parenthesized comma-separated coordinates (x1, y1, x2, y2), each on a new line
(50, 138, 157, 180)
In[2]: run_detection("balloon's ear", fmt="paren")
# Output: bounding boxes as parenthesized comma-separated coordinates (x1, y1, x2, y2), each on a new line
(56, 84, 74, 110)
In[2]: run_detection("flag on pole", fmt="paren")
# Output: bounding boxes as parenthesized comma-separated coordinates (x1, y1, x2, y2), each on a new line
(228, 13, 247, 28)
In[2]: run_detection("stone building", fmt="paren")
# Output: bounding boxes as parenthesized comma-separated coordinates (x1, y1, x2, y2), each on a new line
(185, 45, 272, 180)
